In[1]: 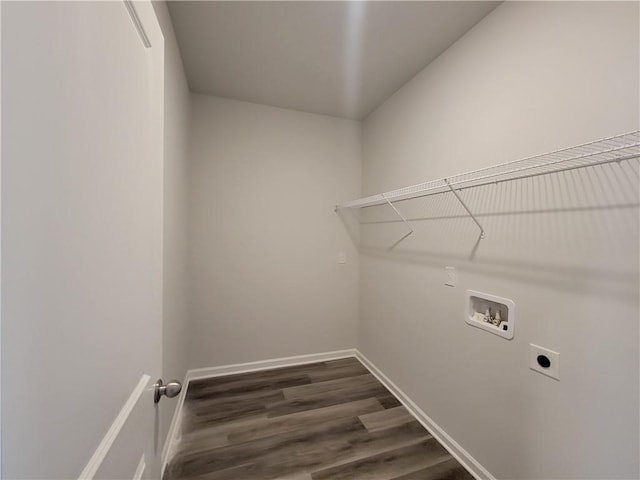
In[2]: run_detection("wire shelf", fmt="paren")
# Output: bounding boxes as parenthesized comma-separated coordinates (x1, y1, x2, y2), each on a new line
(336, 131, 640, 210)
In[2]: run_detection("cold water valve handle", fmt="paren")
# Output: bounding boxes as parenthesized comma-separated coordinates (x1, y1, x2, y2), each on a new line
(154, 379, 182, 404)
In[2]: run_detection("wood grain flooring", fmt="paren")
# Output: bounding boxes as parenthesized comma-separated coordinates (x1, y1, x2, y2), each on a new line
(164, 358, 474, 480)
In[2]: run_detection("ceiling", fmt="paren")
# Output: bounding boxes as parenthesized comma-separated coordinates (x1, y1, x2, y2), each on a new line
(167, 1, 500, 120)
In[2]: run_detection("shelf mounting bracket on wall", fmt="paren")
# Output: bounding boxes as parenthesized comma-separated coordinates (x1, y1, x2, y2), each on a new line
(382, 193, 414, 249)
(444, 178, 485, 240)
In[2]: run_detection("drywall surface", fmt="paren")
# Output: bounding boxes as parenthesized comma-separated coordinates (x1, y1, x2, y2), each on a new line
(2, 2, 164, 478)
(189, 95, 360, 368)
(152, 0, 191, 453)
(360, 2, 639, 479)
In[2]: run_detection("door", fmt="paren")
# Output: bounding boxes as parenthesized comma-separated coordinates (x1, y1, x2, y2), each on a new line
(2, 1, 165, 478)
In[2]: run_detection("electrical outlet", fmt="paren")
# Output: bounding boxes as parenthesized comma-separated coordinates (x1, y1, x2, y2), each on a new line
(445, 266, 457, 287)
(338, 252, 347, 264)
(530, 344, 560, 380)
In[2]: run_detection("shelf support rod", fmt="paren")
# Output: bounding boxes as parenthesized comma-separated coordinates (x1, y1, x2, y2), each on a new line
(444, 179, 485, 240)
(382, 193, 414, 241)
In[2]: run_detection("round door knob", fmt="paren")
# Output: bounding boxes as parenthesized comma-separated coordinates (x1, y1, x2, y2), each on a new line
(154, 379, 182, 404)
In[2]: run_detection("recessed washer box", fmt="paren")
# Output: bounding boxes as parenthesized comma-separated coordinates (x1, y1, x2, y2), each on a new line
(465, 290, 515, 340)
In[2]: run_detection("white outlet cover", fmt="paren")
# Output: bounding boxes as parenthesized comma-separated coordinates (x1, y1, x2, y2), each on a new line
(530, 344, 560, 380)
(445, 266, 457, 287)
(338, 252, 347, 264)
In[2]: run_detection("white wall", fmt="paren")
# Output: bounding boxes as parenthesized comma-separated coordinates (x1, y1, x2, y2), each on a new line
(2, 2, 164, 478)
(360, 2, 639, 479)
(188, 95, 360, 368)
(152, 0, 191, 453)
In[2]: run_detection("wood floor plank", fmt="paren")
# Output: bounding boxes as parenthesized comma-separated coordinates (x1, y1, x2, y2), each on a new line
(182, 419, 433, 480)
(182, 412, 267, 444)
(227, 397, 384, 444)
(187, 373, 311, 401)
(171, 416, 369, 478)
(170, 462, 255, 480)
(289, 422, 432, 480)
(249, 435, 434, 480)
(273, 474, 314, 480)
(323, 358, 360, 368)
(379, 394, 403, 409)
(267, 387, 399, 418)
(176, 430, 230, 455)
(306, 362, 369, 383)
(187, 384, 289, 409)
(178, 409, 295, 455)
(310, 437, 451, 480)
(184, 387, 286, 420)
(182, 390, 285, 432)
(282, 373, 378, 400)
(390, 457, 475, 480)
(187, 362, 328, 391)
(359, 406, 415, 433)
(179, 464, 315, 480)
(164, 358, 474, 480)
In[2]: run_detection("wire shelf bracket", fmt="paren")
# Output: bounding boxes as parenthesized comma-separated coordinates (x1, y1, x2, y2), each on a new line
(381, 193, 414, 249)
(444, 179, 485, 240)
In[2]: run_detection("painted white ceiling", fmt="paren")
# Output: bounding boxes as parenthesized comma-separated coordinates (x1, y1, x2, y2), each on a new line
(167, 1, 500, 120)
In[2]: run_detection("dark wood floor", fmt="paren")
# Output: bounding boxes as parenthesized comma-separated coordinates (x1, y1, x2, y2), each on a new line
(164, 357, 474, 480)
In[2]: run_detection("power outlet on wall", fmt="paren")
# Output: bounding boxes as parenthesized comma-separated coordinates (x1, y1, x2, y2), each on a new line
(338, 252, 347, 264)
(530, 344, 560, 380)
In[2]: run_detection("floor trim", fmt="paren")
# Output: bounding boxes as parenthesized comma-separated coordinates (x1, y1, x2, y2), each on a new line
(186, 349, 357, 381)
(354, 349, 494, 480)
(160, 349, 357, 477)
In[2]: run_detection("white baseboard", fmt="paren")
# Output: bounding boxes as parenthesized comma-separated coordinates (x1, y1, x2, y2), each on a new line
(354, 350, 495, 480)
(160, 348, 493, 480)
(186, 349, 357, 381)
(160, 349, 357, 477)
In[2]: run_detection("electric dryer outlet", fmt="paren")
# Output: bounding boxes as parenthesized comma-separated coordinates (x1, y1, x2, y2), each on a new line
(530, 344, 560, 380)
